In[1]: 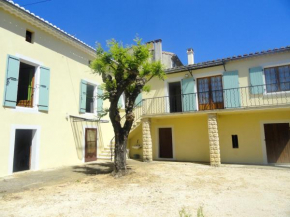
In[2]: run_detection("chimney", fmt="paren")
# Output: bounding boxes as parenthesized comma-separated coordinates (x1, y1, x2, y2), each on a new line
(154, 39, 162, 62)
(187, 48, 194, 65)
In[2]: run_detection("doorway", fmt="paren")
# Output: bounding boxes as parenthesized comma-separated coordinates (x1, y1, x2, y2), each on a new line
(159, 128, 173, 158)
(13, 129, 33, 172)
(85, 128, 97, 162)
(168, 82, 182, 113)
(197, 75, 224, 110)
(264, 123, 290, 163)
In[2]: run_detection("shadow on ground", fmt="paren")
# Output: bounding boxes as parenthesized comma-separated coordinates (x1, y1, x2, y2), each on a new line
(72, 162, 133, 175)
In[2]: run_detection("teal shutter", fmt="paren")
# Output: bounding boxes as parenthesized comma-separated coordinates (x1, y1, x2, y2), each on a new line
(249, 67, 264, 94)
(97, 86, 103, 112)
(3, 55, 20, 107)
(79, 80, 87, 113)
(223, 71, 241, 108)
(181, 77, 196, 111)
(134, 93, 142, 107)
(118, 94, 124, 108)
(38, 67, 50, 111)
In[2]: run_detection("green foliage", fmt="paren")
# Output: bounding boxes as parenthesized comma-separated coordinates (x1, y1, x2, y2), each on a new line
(90, 37, 166, 104)
(197, 207, 204, 217)
(178, 206, 205, 217)
(179, 207, 192, 217)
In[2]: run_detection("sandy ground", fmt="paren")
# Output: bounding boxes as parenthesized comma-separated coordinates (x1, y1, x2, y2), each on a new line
(0, 160, 290, 217)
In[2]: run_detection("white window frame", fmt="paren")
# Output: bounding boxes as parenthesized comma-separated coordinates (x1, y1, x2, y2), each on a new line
(82, 125, 99, 162)
(82, 78, 100, 115)
(13, 54, 43, 113)
(8, 125, 41, 174)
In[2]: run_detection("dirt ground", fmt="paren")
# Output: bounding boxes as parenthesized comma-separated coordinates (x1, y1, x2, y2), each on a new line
(0, 160, 290, 217)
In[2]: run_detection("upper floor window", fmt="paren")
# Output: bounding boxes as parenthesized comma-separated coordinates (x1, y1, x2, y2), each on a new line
(17, 62, 35, 108)
(86, 84, 96, 113)
(26, 30, 33, 43)
(264, 65, 290, 93)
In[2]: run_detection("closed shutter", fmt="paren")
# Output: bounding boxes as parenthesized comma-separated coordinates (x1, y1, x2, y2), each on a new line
(3, 55, 20, 107)
(223, 71, 241, 108)
(181, 77, 196, 111)
(118, 94, 124, 108)
(97, 86, 103, 112)
(38, 67, 50, 111)
(249, 67, 264, 94)
(79, 80, 87, 113)
(134, 93, 142, 107)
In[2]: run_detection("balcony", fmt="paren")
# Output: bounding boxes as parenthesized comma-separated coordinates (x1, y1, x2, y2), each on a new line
(138, 83, 290, 117)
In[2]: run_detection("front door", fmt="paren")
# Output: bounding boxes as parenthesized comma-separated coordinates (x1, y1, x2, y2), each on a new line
(85, 128, 97, 162)
(264, 123, 290, 163)
(197, 75, 224, 110)
(169, 82, 182, 113)
(159, 128, 173, 158)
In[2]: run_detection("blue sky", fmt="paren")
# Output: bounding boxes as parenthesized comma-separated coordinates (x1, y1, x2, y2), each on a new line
(13, 0, 290, 64)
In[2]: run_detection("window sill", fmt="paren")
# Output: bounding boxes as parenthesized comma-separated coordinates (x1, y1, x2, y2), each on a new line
(263, 90, 290, 96)
(13, 106, 39, 114)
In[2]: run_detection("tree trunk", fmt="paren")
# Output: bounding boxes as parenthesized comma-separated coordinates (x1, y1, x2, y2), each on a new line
(113, 131, 128, 176)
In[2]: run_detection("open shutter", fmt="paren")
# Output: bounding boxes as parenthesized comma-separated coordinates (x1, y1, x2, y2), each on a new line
(79, 80, 87, 113)
(181, 77, 196, 111)
(3, 55, 20, 107)
(249, 67, 264, 94)
(134, 93, 142, 107)
(118, 94, 124, 108)
(223, 71, 241, 108)
(97, 86, 103, 112)
(38, 66, 50, 111)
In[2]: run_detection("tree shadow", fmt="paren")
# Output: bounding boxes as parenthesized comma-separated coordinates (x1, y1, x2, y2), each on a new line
(72, 162, 133, 176)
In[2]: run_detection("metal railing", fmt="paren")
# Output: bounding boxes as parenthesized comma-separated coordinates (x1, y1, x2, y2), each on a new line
(142, 83, 290, 115)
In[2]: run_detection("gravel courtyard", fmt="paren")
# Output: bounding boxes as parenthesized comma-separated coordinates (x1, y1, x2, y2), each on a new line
(0, 160, 290, 217)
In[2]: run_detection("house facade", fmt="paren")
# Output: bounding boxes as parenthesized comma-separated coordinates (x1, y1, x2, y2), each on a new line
(128, 47, 290, 165)
(0, 0, 183, 177)
(0, 0, 117, 177)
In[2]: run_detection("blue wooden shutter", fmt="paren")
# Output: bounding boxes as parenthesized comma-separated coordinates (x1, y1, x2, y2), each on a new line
(249, 67, 264, 94)
(223, 71, 241, 108)
(3, 55, 20, 107)
(79, 80, 87, 113)
(118, 94, 124, 108)
(134, 93, 142, 107)
(181, 77, 196, 111)
(38, 67, 50, 111)
(97, 86, 103, 112)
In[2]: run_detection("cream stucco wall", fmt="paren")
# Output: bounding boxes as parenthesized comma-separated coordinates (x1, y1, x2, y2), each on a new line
(0, 10, 114, 177)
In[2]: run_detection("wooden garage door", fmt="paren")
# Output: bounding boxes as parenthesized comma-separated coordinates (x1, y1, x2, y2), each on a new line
(264, 123, 290, 163)
(159, 128, 173, 158)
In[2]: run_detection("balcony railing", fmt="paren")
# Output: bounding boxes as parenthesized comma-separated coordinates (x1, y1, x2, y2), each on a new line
(141, 83, 290, 116)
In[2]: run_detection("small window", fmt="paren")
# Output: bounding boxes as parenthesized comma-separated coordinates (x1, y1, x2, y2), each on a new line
(86, 84, 96, 113)
(26, 30, 33, 43)
(232, 135, 239, 149)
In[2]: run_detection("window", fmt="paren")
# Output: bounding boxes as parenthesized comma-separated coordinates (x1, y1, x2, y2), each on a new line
(86, 84, 96, 113)
(26, 30, 33, 43)
(264, 65, 290, 93)
(232, 135, 239, 149)
(17, 62, 35, 108)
